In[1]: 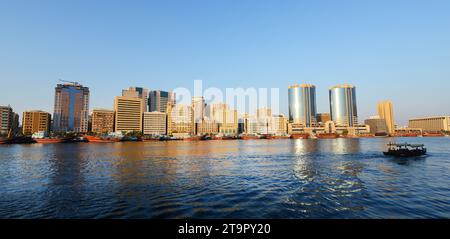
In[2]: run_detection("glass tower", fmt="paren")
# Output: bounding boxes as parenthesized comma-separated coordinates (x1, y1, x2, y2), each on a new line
(329, 85, 358, 127)
(53, 83, 90, 132)
(288, 84, 317, 127)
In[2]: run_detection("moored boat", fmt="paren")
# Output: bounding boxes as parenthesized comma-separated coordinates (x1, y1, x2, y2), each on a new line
(34, 138, 69, 144)
(316, 133, 339, 139)
(422, 132, 445, 137)
(240, 135, 260, 140)
(290, 133, 310, 139)
(85, 135, 120, 143)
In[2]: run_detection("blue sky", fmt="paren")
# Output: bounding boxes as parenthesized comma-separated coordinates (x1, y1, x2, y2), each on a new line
(1, 0, 449, 125)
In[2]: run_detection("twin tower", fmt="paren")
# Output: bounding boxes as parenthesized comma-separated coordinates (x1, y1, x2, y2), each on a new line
(288, 84, 358, 127)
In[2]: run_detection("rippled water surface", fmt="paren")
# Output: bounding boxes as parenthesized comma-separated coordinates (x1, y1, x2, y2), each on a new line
(1, 138, 450, 219)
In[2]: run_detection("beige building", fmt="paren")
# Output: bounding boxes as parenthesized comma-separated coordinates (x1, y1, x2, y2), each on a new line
(167, 104, 194, 135)
(409, 116, 450, 132)
(364, 116, 388, 135)
(207, 103, 238, 135)
(196, 117, 219, 135)
(268, 115, 288, 135)
(114, 96, 143, 133)
(1, 105, 15, 135)
(91, 109, 115, 134)
(22, 110, 51, 135)
(122, 87, 149, 112)
(143, 112, 167, 135)
(316, 113, 331, 124)
(377, 101, 395, 134)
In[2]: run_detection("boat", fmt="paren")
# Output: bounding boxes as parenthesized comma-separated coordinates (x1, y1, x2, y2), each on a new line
(393, 133, 419, 137)
(34, 138, 69, 144)
(290, 133, 310, 139)
(183, 136, 202, 141)
(423, 132, 445, 137)
(383, 143, 427, 157)
(85, 135, 120, 143)
(316, 133, 339, 139)
(270, 135, 290, 140)
(240, 134, 260, 140)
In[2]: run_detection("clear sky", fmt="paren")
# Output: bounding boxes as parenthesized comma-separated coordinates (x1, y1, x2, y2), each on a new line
(1, 0, 450, 125)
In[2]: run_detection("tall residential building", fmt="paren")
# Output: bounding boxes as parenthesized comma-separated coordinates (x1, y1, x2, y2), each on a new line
(143, 112, 167, 135)
(257, 108, 272, 134)
(196, 117, 219, 135)
(53, 83, 90, 132)
(0, 105, 14, 135)
(192, 96, 206, 123)
(268, 115, 288, 135)
(288, 84, 317, 127)
(91, 109, 115, 134)
(149, 90, 175, 113)
(409, 116, 450, 132)
(377, 100, 395, 134)
(122, 87, 149, 112)
(22, 110, 51, 135)
(167, 103, 194, 135)
(329, 84, 358, 127)
(114, 96, 143, 133)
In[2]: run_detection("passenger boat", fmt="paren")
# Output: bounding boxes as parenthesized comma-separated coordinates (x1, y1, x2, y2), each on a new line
(393, 133, 419, 137)
(290, 133, 310, 139)
(383, 143, 427, 157)
(316, 133, 339, 139)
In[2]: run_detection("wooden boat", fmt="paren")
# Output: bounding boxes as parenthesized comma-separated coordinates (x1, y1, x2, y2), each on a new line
(270, 135, 290, 140)
(316, 133, 339, 139)
(290, 133, 310, 139)
(183, 136, 202, 141)
(422, 132, 445, 137)
(240, 135, 260, 140)
(383, 143, 427, 157)
(34, 138, 69, 144)
(85, 135, 120, 143)
(393, 133, 419, 137)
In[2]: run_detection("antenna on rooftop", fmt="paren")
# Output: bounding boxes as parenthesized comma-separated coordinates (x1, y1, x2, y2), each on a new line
(59, 79, 80, 85)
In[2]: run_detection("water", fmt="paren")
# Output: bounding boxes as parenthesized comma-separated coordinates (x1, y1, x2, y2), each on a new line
(1, 138, 450, 219)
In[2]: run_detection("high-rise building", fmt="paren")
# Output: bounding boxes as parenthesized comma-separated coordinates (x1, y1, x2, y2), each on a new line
(143, 112, 167, 135)
(167, 103, 194, 135)
(91, 109, 115, 134)
(377, 100, 395, 134)
(22, 110, 51, 135)
(409, 116, 450, 132)
(0, 105, 14, 135)
(53, 83, 90, 132)
(114, 96, 143, 133)
(149, 90, 175, 113)
(288, 84, 317, 127)
(268, 115, 288, 135)
(196, 117, 219, 135)
(122, 87, 149, 112)
(257, 107, 272, 134)
(329, 84, 358, 127)
(192, 96, 205, 123)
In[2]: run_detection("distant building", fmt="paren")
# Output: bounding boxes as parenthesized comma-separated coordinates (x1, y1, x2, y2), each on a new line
(114, 96, 143, 133)
(329, 84, 358, 127)
(149, 90, 175, 113)
(316, 113, 331, 124)
(53, 83, 90, 132)
(192, 96, 205, 124)
(143, 112, 167, 135)
(377, 101, 395, 134)
(0, 105, 14, 135)
(288, 84, 317, 126)
(196, 117, 219, 135)
(409, 116, 450, 132)
(91, 109, 115, 134)
(364, 116, 388, 135)
(167, 104, 194, 135)
(22, 110, 51, 135)
(207, 103, 238, 135)
(268, 115, 288, 135)
(242, 114, 258, 134)
(122, 87, 149, 112)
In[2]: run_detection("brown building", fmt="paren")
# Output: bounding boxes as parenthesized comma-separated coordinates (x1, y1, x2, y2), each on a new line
(22, 110, 51, 135)
(316, 113, 331, 124)
(91, 109, 115, 134)
(0, 105, 14, 135)
(114, 96, 143, 133)
(53, 83, 90, 132)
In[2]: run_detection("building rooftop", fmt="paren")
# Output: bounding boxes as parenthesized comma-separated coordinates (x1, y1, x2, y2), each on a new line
(288, 84, 316, 89)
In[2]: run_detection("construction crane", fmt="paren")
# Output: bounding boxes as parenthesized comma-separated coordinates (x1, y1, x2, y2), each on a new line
(59, 79, 80, 86)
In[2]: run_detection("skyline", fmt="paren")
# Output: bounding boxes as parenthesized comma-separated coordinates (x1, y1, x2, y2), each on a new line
(2, 0, 450, 124)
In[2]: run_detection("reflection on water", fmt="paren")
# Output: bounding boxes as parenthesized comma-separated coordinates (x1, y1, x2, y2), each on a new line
(1, 138, 450, 218)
